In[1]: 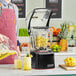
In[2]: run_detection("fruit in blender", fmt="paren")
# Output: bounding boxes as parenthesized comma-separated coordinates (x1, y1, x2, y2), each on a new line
(35, 36, 47, 49)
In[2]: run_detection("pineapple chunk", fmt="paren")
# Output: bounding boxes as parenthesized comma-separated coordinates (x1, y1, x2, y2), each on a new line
(64, 57, 76, 67)
(35, 36, 47, 48)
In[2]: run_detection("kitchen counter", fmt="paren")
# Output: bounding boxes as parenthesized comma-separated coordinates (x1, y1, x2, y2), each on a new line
(0, 65, 76, 76)
(0, 53, 76, 76)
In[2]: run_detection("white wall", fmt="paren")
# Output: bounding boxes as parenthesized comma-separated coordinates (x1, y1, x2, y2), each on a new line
(50, 0, 76, 28)
(18, 0, 76, 28)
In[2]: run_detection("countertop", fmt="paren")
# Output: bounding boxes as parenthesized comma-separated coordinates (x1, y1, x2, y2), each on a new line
(0, 65, 76, 76)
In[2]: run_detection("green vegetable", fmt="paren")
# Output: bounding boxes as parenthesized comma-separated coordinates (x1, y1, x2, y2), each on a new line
(19, 28, 29, 37)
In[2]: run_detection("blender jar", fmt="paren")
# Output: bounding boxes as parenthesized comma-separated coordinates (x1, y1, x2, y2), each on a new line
(32, 27, 49, 50)
(27, 8, 53, 50)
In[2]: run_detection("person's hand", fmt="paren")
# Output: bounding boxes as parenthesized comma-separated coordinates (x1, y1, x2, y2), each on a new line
(0, 34, 9, 43)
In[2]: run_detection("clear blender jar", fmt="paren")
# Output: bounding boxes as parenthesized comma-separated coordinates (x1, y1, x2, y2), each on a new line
(31, 27, 50, 50)
(28, 8, 53, 51)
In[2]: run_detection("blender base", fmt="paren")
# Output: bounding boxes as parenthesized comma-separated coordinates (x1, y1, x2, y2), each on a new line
(31, 51, 55, 69)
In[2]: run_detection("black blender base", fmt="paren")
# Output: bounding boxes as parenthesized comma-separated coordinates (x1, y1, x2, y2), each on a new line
(31, 51, 55, 69)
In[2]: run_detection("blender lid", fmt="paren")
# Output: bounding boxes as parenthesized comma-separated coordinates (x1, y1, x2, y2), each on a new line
(28, 8, 53, 35)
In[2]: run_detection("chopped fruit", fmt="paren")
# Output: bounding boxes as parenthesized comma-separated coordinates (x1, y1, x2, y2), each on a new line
(35, 36, 47, 49)
(64, 57, 76, 67)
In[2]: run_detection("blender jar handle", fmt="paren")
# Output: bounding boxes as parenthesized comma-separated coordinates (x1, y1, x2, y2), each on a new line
(28, 9, 35, 35)
(46, 11, 53, 27)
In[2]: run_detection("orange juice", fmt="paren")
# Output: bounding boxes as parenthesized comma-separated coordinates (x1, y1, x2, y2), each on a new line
(24, 57, 31, 70)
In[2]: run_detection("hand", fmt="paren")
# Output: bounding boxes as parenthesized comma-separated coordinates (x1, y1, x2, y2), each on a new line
(0, 34, 9, 43)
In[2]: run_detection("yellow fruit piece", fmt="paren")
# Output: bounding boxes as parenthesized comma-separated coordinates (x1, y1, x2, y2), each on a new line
(64, 57, 76, 67)
(35, 36, 47, 48)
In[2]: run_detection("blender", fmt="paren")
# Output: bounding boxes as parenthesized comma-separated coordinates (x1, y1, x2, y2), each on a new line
(67, 25, 76, 52)
(28, 8, 55, 69)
